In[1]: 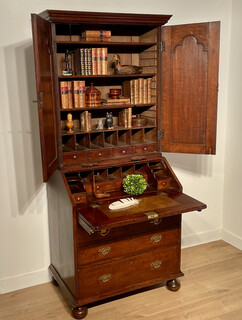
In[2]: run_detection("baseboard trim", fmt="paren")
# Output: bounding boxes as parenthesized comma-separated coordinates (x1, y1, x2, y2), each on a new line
(0, 268, 51, 294)
(221, 229, 242, 250)
(181, 229, 222, 249)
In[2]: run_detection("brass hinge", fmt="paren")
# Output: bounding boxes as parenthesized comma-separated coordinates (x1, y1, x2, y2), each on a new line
(158, 129, 165, 140)
(39, 91, 43, 108)
(161, 41, 166, 52)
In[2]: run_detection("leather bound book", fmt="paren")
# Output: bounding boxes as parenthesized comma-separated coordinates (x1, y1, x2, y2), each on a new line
(96, 48, 102, 75)
(79, 81, 86, 108)
(73, 81, 80, 108)
(60, 81, 69, 109)
(101, 48, 108, 75)
(67, 81, 73, 109)
(92, 48, 97, 75)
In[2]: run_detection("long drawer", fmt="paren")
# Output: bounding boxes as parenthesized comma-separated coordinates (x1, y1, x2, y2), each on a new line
(78, 245, 180, 304)
(77, 215, 181, 247)
(78, 226, 179, 266)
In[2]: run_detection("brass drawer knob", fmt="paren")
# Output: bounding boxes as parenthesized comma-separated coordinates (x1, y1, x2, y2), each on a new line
(98, 153, 102, 156)
(99, 274, 111, 282)
(122, 150, 126, 154)
(151, 260, 162, 269)
(98, 247, 111, 256)
(144, 147, 147, 151)
(151, 234, 163, 243)
(73, 155, 77, 159)
(162, 182, 166, 186)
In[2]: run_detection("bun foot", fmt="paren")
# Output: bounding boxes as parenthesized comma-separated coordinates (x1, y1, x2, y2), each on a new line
(72, 306, 88, 319)
(166, 279, 181, 292)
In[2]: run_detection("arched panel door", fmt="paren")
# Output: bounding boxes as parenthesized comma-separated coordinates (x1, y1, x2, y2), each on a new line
(161, 22, 220, 154)
(32, 14, 58, 181)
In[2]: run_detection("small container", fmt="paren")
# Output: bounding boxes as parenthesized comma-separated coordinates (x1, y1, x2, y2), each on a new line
(109, 88, 122, 99)
(132, 114, 148, 127)
(85, 83, 101, 107)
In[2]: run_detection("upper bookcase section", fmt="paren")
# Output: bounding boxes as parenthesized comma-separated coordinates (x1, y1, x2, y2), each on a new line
(39, 10, 172, 36)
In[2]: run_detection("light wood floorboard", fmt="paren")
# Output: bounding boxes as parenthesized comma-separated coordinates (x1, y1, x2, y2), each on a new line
(0, 240, 242, 320)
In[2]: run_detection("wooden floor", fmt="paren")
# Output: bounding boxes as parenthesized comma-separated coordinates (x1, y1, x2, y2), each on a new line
(1, 240, 242, 320)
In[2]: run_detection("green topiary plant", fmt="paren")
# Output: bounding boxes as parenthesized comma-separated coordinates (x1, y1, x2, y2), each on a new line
(122, 174, 148, 195)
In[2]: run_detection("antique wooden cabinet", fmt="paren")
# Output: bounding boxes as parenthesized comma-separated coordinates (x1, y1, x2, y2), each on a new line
(31, 10, 220, 319)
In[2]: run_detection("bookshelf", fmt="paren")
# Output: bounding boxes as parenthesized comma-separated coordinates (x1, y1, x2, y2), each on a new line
(31, 10, 219, 319)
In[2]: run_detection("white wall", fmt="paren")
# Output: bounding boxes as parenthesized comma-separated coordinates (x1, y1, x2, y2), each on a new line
(0, 0, 232, 293)
(222, 0, 242, 250)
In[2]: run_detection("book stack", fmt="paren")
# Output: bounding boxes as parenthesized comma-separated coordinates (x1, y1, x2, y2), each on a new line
(80, 111, 92, 131)
(123, 78, 152, 105)
(82, 30, 111, 42)
(74, 47, 108, 76)
(105, 98, 131, 105)
(60, 81, 86, 109)
(118, 108, 132, 128)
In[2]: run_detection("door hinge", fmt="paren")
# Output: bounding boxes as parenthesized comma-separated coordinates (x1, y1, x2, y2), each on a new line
(158, 129, 165, 140)
(161, 41, 165, 52)
(39, 91, 43, 108)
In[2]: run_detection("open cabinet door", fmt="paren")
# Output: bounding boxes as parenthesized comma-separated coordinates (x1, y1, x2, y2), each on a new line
(161, 22, 220, 154)
(32, 14, 58, 181)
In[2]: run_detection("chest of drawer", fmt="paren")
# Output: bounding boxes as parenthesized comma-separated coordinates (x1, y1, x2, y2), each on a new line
(78, 245, 180, 304)
(78, 226, 180, 266)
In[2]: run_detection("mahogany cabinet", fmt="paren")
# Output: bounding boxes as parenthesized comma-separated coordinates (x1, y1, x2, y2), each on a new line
(31, 10, 220, 319)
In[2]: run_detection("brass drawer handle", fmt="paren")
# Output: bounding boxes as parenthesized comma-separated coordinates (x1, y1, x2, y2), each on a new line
(151, 234, 163, 243)
(99, 274, 111, 282)
(151, 260, 162, 269)
(98, 247, 111, 256)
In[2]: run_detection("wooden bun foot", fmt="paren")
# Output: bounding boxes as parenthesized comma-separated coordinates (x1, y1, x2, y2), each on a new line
(72, 306, 88, 319)
(166, 279, 181, 292)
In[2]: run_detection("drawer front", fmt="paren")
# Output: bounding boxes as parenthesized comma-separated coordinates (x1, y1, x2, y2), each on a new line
(63, 152, 87, 163)
(135, 143, 157, 154)
(157, 178, 171, 190)
(77, 215, 181, 247)
(78, 245, 180, 303)
(113, 146, 135, 157)
(78, 227, 179, 266)
(88, 149, 112, 160)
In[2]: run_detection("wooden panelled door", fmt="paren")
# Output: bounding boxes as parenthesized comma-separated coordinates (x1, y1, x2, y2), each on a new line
(32, 14, 58, 181)
(161, 22, 220, 154)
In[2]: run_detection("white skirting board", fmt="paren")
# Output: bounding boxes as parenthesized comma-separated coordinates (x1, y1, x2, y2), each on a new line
(0, 269, 51, 294)
(181, 228, 222, 249)
(221, 228, 242, 250)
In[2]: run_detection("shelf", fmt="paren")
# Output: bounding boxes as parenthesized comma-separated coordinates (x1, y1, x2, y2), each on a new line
(58, 73, 155, 80)
(61, 125, 156, 136)
(60, 104, 154, 111)
(56, 41, 157, 53)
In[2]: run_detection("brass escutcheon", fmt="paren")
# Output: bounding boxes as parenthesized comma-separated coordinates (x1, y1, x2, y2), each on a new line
(99, 274, 111, 283)
(151, 260, 162, 269)
(98, 247, 111, 256)
(151, 234, 163, 243)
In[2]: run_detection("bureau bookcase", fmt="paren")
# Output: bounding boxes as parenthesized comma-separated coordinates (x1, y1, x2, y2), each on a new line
(31, 10, 220, 319)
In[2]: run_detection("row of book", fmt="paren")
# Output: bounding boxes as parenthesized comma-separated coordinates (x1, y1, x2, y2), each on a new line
(60, 81, 86, 109)
(79, 108, 132, 132)
(74, 47, 108, 76)
(123, 78, 152, 105)
(82, 30, 111, 42)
